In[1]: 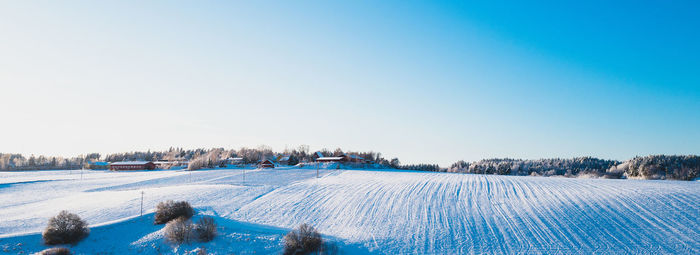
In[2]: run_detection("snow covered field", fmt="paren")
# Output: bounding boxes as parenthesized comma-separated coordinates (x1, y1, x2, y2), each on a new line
(0, 168, 698, 254)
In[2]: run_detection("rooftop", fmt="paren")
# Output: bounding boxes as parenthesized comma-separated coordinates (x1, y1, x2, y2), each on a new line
(110, 161, 153, 165)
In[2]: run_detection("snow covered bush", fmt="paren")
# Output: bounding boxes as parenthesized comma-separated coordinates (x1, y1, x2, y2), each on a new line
(187, 157, 206, 170)
(42, 211, 90, 245)
(163, 215, 217, 244)
(283, 223, 323, 255)
(155, 200, 194, 224)
(38, 247, 72, 255)
(164, 216, 194, 244)
(194, 216, 217, 242)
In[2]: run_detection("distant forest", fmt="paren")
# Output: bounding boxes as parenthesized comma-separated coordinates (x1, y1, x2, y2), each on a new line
(1, 148, 697, 181)
(443, 155, 699, 181)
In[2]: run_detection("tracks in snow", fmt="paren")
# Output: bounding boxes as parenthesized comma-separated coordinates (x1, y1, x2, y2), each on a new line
(0, 169, 697, 254)
(235, 171, 700, 254)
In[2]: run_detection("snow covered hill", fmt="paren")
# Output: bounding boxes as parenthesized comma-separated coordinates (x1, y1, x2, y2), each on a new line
(0, 168, 698, 254)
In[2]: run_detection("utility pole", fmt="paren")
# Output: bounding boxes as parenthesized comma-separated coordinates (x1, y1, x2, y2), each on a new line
(140, 191, 144, 217)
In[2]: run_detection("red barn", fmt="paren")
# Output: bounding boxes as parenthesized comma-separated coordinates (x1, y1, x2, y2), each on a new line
(260, 159, 275, 168)
(110, 161, 156, 171)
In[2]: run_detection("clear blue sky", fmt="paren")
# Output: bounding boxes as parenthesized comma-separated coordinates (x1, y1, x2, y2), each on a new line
(1, 1, 698, 165)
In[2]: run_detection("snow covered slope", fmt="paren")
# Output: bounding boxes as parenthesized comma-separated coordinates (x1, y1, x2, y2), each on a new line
(1, 168, 698, 254)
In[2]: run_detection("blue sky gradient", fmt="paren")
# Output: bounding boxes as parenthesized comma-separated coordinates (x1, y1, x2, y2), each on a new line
(1, 1, 698, 165)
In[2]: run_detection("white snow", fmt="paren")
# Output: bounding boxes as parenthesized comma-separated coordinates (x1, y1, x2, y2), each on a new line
(0, 168, 698, 254)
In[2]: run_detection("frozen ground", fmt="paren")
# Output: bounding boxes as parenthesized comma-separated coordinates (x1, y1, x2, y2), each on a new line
(0, 168, 698, 254)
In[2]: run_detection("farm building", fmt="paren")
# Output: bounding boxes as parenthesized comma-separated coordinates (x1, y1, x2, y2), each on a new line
(315, 154, 367, 163)
(346, 154, 366, 163)
(278, 156, 289, 165)
(312, 152, 325, 161)
(87, 161, 110, 170)
(109, 161, 156, 171)
(225, 157, 244, 165)
(278, 155, 298, 165)
(316, 156, 347, 163)
(260, 159, 275, 168)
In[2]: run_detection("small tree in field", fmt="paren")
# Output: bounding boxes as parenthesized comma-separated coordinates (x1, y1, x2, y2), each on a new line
(164, 216, 194, 244)
(194, 216, 217, 242)
(155, 200, 194, 224)
(284, 223, 323, 255)
(42, 211, 90, 245)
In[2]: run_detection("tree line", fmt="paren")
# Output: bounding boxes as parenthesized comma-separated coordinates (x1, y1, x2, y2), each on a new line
(2, 149, 697, 180)
(607, 155, 698, 180)
(0, 146, 394, 171)
(446, 155, 698, 180)
(0, 153, 100, 171)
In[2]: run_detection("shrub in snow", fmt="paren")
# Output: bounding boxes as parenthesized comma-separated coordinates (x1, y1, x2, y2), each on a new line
(164, 216, 194, 244)
(187, 157, 206, 171)
(155, 200, 194, 224)
(38, 247, 72, 255)
(283, 223, 323, 255)
(194, 216, 217, 242)
(42, 211, 89, 245)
